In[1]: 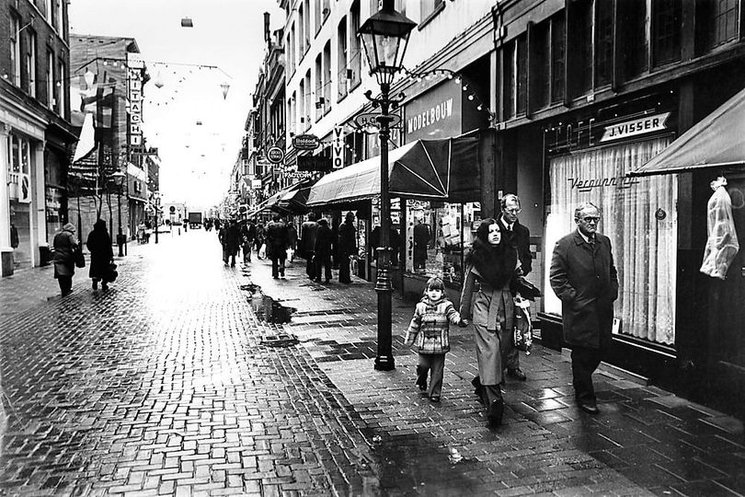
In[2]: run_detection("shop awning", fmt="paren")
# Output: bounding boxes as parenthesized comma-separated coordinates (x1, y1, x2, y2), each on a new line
(276, 181, 313, 213)
(630, 87, 745, 176)
(306, 137, 480, 206)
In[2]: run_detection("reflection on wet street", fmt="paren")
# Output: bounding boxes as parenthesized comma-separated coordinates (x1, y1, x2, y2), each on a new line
(0, 230, 742, 496)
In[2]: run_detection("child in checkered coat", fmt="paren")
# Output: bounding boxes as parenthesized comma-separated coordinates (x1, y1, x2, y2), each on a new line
(405, 277, 467, 402)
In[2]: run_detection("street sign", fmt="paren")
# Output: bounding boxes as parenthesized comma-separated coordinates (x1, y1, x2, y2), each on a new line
(267, 146, 284, 164)
(354, 112, 402, 129)
(292, 134, 320, 150)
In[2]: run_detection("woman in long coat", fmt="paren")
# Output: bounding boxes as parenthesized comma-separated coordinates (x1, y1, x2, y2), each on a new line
(459, 219, 517, 426)
(53, 223, 79, 296)
(86, 219, 114, 290)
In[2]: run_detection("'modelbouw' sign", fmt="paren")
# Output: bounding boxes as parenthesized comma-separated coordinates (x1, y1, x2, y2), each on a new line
(600, 112, 670, 142)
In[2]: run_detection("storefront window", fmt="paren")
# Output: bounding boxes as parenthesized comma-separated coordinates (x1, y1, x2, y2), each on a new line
(405, 200, 480, 285)
(543, 138, 677, 346)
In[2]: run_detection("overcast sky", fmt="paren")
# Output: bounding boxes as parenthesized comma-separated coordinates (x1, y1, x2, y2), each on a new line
(69, 0, 285, 211)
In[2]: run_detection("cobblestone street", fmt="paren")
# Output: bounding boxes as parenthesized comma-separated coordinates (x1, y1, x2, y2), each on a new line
(0, 229, 743, 496)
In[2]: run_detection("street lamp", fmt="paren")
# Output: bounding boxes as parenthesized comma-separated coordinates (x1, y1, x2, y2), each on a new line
(358, 0, 416, 371)
(153, 192, 161, 244)
(111, 170, 126, 257)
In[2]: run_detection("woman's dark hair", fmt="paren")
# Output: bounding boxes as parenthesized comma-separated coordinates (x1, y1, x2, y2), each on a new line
(466, 218, 501, 265)
(465, 218, 515, 288)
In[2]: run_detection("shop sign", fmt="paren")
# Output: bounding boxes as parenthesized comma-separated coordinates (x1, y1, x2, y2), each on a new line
(267, 146, 284, 164)
(127, 61, 143, 146)
(251, 179, 262, 189)
(600, 113, 670, 142)
(298, 155, 332, 172)
(404, 81, 463, 142)
(287, 171, 312, 179)
(332, 126, 344, 170)
(293, 134, 320, 150)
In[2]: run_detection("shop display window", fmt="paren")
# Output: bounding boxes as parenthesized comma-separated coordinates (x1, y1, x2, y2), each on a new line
(543, 138, 677, 346)
(405, 200, 480, 285)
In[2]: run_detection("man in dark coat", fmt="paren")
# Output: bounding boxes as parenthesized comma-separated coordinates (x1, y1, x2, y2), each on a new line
(300, 212, 319, 279)
(266, 214, 289, 278)
(86, 219, 114, 291)
(550, 202, 619, 415)
(337, 212, 357, 284)
(498, 193, 532, 381)
(313, 218, 334, 283)
(220, 220, 241, 267)
(53, 223, 79, 296)
(370, 221, 401, 267)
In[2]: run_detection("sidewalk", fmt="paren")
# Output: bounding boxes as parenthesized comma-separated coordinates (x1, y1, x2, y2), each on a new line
(248, 254, 745, 496)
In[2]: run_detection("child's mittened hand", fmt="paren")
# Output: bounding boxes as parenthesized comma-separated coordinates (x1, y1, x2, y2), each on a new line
(459, 319, 469, 327)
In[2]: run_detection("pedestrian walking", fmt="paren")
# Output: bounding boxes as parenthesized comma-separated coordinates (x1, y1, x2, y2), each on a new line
(497, 194, 531, 381)
(286, 222, 298, 262)
(413, 218, 431, 270)
(405, 277, 466, 402)
(266, 214, 289, 279)
(240, 220, 256, 263)
(255, 223, 266, 259)
(313, 218, 333, 283)
(550, 202, 619, 415)
(337, 212, 357, 284)
(300, 213, 319, 279)
(370, 221, 402, 266)
(86, 219, 114, 291)
(220, 219, 241, 267)
(459, 219, 518, 427)
(52, 223, 80, 297)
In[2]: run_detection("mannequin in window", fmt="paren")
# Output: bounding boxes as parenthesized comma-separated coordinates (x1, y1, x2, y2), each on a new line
(413, 218, 431, 270)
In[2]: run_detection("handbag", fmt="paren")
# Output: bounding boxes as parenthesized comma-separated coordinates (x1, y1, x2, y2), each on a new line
(73, 245, 85, 268)
(104, 261, 118, 283)
(513, 296, 533, 355)
(510, 276, 542, 301)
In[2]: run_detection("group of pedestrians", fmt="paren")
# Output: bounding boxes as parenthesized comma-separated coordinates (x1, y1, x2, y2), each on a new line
(52, 219, 117, 296)
(218, 216, 298, 279)
(404, 194, 618, 428)
(298, 212, 358, 284)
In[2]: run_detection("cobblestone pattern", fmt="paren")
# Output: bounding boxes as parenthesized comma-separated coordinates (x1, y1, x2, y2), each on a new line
(0, 234, 376, 496)
(254, 254, 745, 497)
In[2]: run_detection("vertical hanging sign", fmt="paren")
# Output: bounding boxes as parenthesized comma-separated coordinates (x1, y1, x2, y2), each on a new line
(332, 125, 344, 170)
(127, 53, 145, 147)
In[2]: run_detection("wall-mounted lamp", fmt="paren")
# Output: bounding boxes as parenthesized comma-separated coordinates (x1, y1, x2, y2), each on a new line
(181, 17, 194, 28)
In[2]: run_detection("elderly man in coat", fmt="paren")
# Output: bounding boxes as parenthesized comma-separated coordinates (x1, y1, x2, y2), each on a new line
(550, 202, 618, 415)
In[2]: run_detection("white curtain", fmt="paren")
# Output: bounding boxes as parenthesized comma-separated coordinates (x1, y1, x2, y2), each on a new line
(543, 138, 676, 346)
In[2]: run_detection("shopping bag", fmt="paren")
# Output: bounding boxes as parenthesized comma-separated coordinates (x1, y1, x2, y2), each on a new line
(104, 261, 118, 283)
(258, 243, 267, 259)
(74, 246, 85, 268)
(513, 296, 533, 354)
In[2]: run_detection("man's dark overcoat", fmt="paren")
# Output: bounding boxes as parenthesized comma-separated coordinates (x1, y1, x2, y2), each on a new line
(549, 230, 619, 349)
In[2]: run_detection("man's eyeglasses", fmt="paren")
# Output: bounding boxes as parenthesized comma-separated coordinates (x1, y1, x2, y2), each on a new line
(581, 216, 600, 223)
(504, 208, 522, 214)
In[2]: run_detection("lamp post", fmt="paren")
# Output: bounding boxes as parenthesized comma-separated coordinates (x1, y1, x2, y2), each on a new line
(111, 170, 126, 257)
(358, 0, 416, 371)
(154, 192, 161, 244)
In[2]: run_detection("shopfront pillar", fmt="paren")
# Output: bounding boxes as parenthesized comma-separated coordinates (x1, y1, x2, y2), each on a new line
(32, 141, 47, 267)
(0, 124, 12, 276)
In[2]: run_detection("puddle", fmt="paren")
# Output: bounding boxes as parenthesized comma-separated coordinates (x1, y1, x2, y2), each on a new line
(243, 284, 296, 324)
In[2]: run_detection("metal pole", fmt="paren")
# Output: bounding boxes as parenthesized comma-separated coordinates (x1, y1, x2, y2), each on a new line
(117, 186, 124, 256)
(374, 82, 394, 371)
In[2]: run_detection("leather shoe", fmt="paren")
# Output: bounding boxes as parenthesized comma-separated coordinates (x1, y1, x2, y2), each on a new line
(430, 395, 440, 403)
(487, 398, 504, 426)
(578, 400, 599, 415)
(507, 368, 527, 381)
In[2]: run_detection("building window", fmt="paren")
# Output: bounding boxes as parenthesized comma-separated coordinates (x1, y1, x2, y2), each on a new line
(516, 34, 528, 116)
(696, 0, 739, 54)
(421, 0, 443, 23)
(531, 20, 550, 110)
(322, 0, 331, 20)
(652, 0, 682, 67)
(304, 70, 312, 129)
(567, 0, 593, 98)
(594, 0, 613, 87)
(47, 51, 55, 110)
(288, 25, 296, 74)
(323, 41, 331, 114)
(338, 17, 348, 100)
(349, 1, 362, 89)
(26, 30, 37, 98)
(619, 0, 648, 80)
(503, 40, 516, 119)
(57, 59, 66, 117)
(315, 54, 323, 121)
(298, 5, 305, 55)
(550, 12, 566, 104)
(304, 0, 311, 51)
(51, 0, 59, 30)
(543, 138, 677, 346)
(315, 0, 322, 33)
(10, 15, 21, 87)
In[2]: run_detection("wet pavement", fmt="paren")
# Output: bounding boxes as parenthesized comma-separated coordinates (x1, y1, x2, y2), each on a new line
(0, 229, 743, 496)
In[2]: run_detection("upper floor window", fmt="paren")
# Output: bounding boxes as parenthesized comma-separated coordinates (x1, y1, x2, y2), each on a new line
(288, 25, 296, 74)
(530, 20, 550, 110)
(57, 59, 66, 117)
(652, 0, 682, 66)
(298, 5, 306, 54)
(10, 15, 21, 87)
(315, 54, 323, 121)
(516, 35, 527, 115)
(550, 12, 566, 104)
(594, 0, 613, 87)
(51, 0, 59, 31)
(26, 30, 37, 98)
(567, 0, 593, 98)
(323, 41, 331, 112)
(303, 0, 311, 50)
(338, 17, 348, 100)
(618, 0, 648, 80)
(349, 1, 362, 89)
(696, 0, 740, 54)
(315, 0, 322, 33)
(503, 40, 516, 118)
(46, 51, 55, 109)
